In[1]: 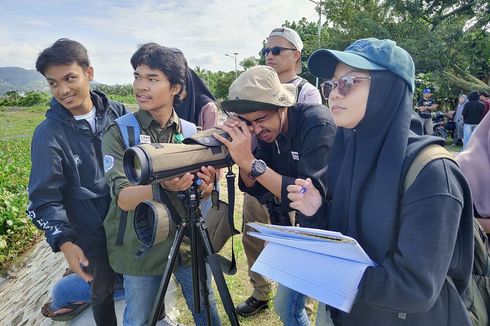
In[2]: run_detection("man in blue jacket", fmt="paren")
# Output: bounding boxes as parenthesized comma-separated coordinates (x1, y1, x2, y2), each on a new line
(27, 38, 127, 325)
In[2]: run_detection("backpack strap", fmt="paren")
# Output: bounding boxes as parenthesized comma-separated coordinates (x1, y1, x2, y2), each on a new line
(115, 112, 141, 148)
(113, 112, 141, 246)
(403, 144, 455, 191)
(402, 145, 464, 293)
(115, 113, 197, 148)
(296, 78, 307, 102)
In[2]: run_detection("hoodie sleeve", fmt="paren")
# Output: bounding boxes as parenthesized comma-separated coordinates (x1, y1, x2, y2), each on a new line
(26, 126, 77, 252)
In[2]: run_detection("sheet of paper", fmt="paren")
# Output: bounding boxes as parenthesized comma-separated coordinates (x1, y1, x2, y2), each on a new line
(247, 223, 374, 265)
(248, 222, 352, 242)
(252, 243, 371, 313)
(249, 232, 373, 265)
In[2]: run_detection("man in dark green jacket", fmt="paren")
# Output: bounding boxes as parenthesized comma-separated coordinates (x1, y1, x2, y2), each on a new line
(102, 43, 219, 326)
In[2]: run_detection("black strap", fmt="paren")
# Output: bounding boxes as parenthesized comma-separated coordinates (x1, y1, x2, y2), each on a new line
(116, 211, 128, 246)
(296, 78, 307, 102)
(127, 125, 136, 147)
(155, 185, 183, 226)
(224, 166, 237, 274)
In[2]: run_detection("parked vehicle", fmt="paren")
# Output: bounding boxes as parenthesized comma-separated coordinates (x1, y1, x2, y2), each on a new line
(433, 111, 448, 140)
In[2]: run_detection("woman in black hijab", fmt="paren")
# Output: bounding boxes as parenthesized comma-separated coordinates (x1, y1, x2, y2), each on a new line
(288, 38, 473, 325)
(175, 69, 218, 130)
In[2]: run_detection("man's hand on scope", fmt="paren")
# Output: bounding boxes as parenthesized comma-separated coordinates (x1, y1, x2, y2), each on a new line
(214, 118, 254, 171)
(197, 166, 217, 198)
(160, 172, 194, 192)
(160, 166, 217, 194)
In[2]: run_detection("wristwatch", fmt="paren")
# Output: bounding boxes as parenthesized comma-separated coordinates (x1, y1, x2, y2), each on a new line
(248, 159, 267, 179)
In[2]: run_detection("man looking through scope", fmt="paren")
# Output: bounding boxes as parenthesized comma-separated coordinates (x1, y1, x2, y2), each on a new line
(214, 65, 336, 325)
(102, 43, 220, 326)
(236, 26, 323, 318)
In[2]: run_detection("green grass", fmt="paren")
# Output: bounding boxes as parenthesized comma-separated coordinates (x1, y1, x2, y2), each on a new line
(0, 105, 46, 138)
(0, 106, 45, 269)
(443, 135, 463, 154)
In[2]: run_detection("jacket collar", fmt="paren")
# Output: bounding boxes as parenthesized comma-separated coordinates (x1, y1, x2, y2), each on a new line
(136, 109, 181, 133)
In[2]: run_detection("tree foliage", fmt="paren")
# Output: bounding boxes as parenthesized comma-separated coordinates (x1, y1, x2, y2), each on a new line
(0, 91, 50, 107)
(193, 68, 238, 100)
(92, 83, 136, 104)
(286, 0, 490, 101)
(240, 56, 259, 70)
(195, 2, 489, 102)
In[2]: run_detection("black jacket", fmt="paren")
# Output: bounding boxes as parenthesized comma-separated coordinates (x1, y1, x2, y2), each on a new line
(239, 103, 336, 229)
(27, 91, 127, 257)
(462, 91, 484, 124)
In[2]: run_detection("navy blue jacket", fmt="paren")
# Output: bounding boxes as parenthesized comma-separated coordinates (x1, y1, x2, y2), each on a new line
(27, 91, 127, 257)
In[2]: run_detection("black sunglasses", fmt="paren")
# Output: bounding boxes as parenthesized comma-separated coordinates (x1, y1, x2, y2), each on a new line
(320, 75, 371, 99)
(261, 46, 297, 56)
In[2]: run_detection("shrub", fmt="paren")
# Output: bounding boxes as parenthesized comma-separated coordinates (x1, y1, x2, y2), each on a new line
(0, 137, 41, 268)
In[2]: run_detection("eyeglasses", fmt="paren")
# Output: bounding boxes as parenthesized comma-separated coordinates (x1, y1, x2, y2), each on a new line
(320, 75, 371, 99)
(261, 46, 297, 56)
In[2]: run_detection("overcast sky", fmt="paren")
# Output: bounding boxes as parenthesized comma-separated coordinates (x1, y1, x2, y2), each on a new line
(0, 0, 319, 84)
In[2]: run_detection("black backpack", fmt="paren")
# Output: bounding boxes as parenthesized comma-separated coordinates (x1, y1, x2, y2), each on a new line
(404, 144, 490, 326)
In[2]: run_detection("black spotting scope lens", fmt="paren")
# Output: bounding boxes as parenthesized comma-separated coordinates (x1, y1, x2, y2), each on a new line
(123, 146, 151, 185)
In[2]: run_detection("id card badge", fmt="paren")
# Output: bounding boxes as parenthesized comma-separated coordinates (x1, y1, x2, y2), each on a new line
(139, 134, 151, 144)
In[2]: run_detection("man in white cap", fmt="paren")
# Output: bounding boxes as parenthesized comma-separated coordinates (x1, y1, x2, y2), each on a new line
(215, 65, 336, 323)
(234, 26, 323, 317)
(264, 26, 322, 103)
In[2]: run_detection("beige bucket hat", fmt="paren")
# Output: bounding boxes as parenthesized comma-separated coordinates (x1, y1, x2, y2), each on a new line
(221, 65, 297, 114)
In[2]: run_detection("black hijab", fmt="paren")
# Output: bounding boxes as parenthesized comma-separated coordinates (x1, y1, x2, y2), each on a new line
(175, 69, 216, 125)
(326, 70, 443, 262)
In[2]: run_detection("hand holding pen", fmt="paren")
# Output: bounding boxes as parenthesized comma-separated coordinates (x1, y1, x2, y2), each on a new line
(287, 177, 323, 217)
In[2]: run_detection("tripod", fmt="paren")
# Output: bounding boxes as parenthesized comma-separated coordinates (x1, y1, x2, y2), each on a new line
(149, 177, 239, 326)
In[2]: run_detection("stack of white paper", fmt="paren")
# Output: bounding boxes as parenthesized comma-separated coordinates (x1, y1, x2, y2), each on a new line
(248, 222, 375, 313)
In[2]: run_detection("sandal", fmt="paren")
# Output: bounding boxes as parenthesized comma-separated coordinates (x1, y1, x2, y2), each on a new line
(41, 301, 90, 321)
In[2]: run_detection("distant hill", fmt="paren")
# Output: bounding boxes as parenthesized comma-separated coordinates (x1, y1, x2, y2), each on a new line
(0, 67, 47, 95)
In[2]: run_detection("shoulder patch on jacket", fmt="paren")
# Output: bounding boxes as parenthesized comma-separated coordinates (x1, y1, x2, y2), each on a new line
(104, 155, 115, 172)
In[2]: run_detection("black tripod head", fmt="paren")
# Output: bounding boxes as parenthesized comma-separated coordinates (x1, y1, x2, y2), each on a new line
(177, 175, 203, 213)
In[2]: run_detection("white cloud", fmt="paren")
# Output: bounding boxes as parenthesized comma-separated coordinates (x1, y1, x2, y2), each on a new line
(23, 19, 51, 27)
(0, 44, 40, 69)
(0, 0, 319, 84)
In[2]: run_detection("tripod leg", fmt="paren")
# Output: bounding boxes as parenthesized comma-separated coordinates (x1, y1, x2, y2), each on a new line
(198, 222, 240, 326)
(196, 229, 213, 325)
(149, 223, 187, 326)
(190, 218, 201, 314)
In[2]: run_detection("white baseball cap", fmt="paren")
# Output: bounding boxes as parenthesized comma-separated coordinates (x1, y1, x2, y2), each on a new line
(268, 27, 303, 73)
